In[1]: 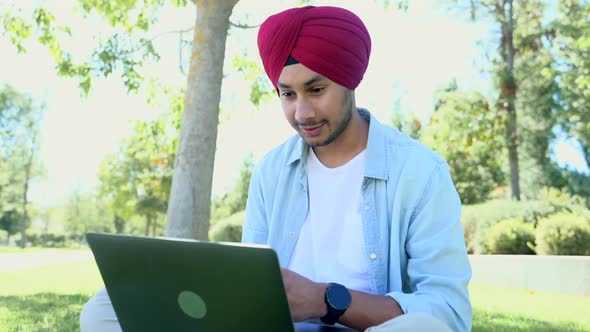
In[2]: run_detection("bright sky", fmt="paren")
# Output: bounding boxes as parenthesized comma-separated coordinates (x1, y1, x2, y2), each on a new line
(1, 0, 587, 208)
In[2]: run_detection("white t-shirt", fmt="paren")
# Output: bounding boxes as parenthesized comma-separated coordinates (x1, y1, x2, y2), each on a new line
(288, 147, 372, 294)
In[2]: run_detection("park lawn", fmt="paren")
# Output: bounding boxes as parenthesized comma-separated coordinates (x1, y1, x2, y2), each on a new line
(0, 259, 589, 332)
(470, 283, 590, 331)
(0, 260, 103, 332)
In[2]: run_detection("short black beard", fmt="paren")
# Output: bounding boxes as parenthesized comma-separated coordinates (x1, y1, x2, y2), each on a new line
(309, 90, 355, 147)
(311, 106, 353, 147)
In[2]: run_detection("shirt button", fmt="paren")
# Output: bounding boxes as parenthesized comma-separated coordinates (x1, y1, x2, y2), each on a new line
(370, 253, 377, 260)
(289, 232, 295, 237)
(364, 204, 371, 211)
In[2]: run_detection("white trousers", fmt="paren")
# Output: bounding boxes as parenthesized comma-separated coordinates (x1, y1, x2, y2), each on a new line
(80, 288, 452, 332)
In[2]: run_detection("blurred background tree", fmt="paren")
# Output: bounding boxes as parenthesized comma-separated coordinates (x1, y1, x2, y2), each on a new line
(0, 85, 45, 247)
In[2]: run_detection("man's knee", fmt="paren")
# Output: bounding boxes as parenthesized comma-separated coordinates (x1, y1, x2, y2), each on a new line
(80, 288, 122, 332)
(365, 312, 453, 332)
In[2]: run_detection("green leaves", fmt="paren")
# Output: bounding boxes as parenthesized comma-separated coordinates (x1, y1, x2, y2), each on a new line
(2, 1, 174, 96)
(423, 90, 505, 204)
(76, 0, 168, 33)
(232, 53, 274, 106)
(98, 87, 182, 223)
(554, 0, 590, 167)
(0, 85, 45, 237)
(1, 7, 33, 53)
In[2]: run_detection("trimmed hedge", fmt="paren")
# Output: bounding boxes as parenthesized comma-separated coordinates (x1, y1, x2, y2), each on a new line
(484, 218, 535, 254)
(462, 199, 554, 254)
(535, 212, 590, 256)
(22, 233, 67, 247)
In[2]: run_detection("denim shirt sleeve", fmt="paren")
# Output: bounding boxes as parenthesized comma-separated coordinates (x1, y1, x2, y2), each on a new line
(386, 162, 473, 332)
(241, 164, 269, 245)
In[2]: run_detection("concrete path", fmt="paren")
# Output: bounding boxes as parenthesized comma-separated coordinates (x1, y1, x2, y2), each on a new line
(0, 250, 94, 272)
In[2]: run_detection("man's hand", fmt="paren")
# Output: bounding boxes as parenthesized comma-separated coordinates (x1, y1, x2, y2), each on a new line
(281, 268, 404, 330)
(280, 268, 328, 321)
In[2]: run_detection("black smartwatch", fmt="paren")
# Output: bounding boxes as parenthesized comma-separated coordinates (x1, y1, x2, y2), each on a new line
(320, 283, 351, 325)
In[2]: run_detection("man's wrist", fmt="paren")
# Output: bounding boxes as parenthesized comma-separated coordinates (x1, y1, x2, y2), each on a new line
(314, 282, 329, 318)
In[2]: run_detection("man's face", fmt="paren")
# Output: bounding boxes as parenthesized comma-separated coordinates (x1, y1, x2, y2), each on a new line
(277, 63, 354, 147)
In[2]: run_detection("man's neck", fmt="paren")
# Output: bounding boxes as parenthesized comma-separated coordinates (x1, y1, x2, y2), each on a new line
(312, 110, 369, 168)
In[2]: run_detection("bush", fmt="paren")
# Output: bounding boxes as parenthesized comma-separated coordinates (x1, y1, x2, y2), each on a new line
(540, 187, 590, 217)
(462, 199, 555, 253)
(21, 233, 68, 247)
(484, 218, 535, 254)
(209, 210, 245, 242)
(535, 212, 590, 256)
(68, 233, 85, 245)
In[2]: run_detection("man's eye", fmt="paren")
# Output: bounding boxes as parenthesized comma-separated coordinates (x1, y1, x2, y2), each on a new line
(310, 87, 325, 94)
(281, 91, 294, 98)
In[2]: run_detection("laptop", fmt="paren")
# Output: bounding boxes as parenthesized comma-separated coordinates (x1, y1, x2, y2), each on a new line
(86, 232, 357, 332)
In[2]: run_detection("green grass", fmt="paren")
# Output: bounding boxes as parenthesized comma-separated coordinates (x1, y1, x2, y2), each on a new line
(0, 260, 103, 332)
(469, 284, 590, 331)
(0, 252, 588, 331)
(0, 261, 102, 296)
(0, 293, 92, 332)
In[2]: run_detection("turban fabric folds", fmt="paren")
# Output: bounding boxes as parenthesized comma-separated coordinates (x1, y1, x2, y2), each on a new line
(257, 6, 372, 91)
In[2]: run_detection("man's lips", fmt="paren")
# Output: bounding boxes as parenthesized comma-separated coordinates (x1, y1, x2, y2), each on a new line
(300, 122, 325, 136)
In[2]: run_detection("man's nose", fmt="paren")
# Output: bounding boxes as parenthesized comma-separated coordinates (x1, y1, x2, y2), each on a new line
(294, 97, 315, 122)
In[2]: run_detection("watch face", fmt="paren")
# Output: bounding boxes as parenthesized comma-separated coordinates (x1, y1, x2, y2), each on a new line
(326, 283, 351, 311)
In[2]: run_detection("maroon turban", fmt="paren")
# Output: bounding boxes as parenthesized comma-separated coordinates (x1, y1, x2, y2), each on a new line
(257, 6, 372, 91)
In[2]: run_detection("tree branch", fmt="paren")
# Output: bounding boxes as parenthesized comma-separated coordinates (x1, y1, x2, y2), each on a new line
(148, 26, 194, 42)
(229, 21, 260, 29)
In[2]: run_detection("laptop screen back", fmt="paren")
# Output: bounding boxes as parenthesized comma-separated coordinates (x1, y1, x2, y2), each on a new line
(86, 232, 294, 332)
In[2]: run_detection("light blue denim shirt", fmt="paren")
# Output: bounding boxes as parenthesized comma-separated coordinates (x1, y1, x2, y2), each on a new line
(242, 109, 472, 332)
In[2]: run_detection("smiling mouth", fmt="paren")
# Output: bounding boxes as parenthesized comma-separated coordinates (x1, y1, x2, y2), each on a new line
(300, 122, 325, 136)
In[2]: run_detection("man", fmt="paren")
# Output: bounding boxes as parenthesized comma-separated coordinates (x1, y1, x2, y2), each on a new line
(242, 5, 471, 332)
(80, 5, 471, 332)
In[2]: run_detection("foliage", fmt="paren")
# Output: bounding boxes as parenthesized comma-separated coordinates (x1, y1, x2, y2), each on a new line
(22, 232, 67, 248)
(232, 53, 274, 107)
(98, 88, 181, 235)
(210, 156, 254, 224)
(540, 187, 590, 216)
(209, 210, 245, 242)
(484, 218, 535, 254)
(515, 21, 559, 198)
(545, 162, 590, 208)
(462, 198, 555, 254)
(0, 85, 45, 244)
(463, 188, 590, 255)
(390, 111, 422, 140)
(553, 0, 590, 168)
(446, 0, 568, 200)
(62, 190, 114, 236)
(0, 1, 183, 95)
(422, 90, 504, 204)
(0, 210, 21, 241)
(535, 212, 590, 256)
(445, 0, 590, 199)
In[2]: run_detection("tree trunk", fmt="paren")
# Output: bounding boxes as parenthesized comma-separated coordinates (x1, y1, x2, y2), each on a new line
(165, 0, 239, 240)
(500, 0, 521, 200)
(145, 214, 152, 236)
(583, 144, 590, 170)
(19, 131, 37, 248)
